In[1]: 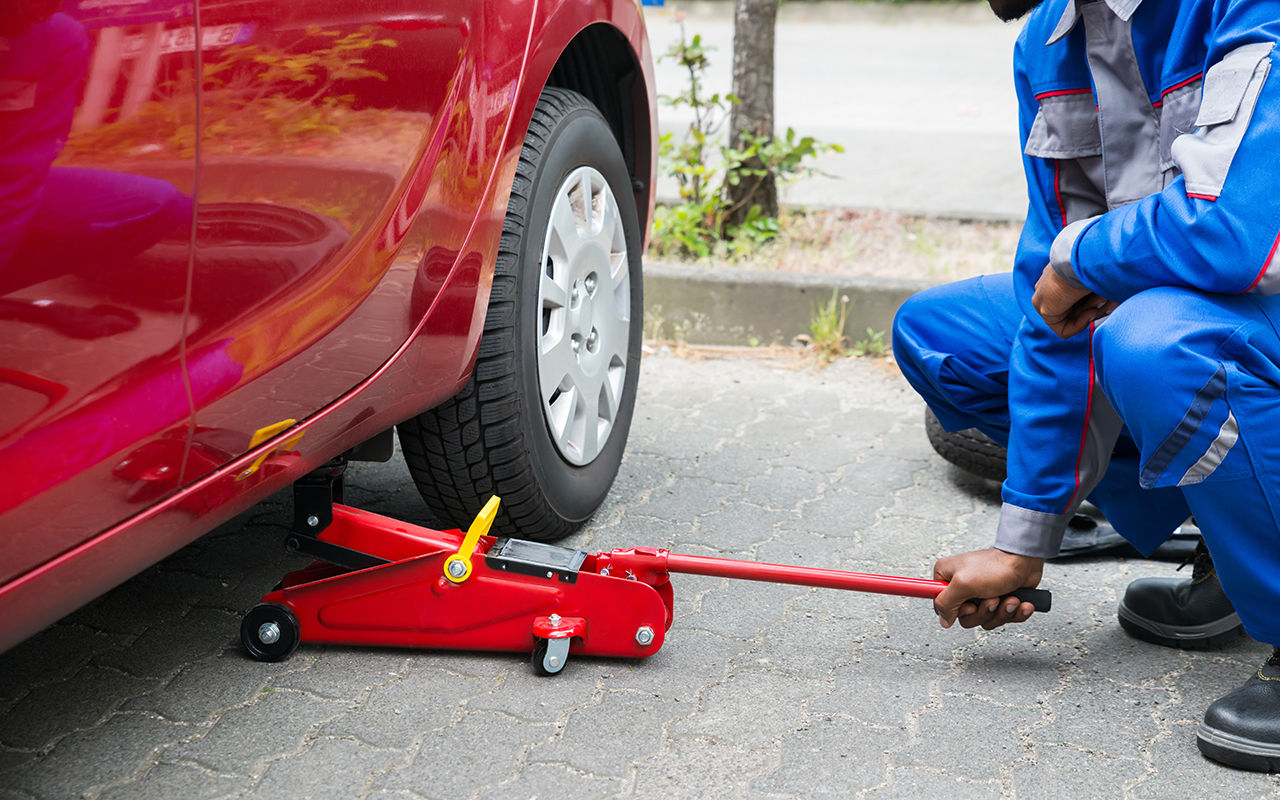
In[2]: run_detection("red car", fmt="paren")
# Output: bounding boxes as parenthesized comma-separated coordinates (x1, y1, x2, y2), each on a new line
(0, 0, 656, 652)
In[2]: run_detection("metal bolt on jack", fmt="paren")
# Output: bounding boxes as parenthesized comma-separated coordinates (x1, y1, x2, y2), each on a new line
(258, 622, 280, 645)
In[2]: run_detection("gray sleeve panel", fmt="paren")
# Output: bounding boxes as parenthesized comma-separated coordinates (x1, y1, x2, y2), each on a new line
(1049, 217, 1097, 290)
(1025, 94, 1102, 159)
(1172, 42, 1274, 198)
(994, 503, 1072, 559)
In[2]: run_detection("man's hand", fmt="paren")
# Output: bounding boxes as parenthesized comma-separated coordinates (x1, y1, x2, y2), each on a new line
(1032, 265, 1117, 339)
(933, 548, 1045, 630)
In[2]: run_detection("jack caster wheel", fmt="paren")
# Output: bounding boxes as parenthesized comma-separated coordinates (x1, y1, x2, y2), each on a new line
(532, 636, 571, 676)
(241, 602, 301, 662)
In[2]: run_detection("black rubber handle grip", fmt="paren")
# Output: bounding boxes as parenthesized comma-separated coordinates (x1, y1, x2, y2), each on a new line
(964, 588, 1052, 613)
(1011, 588, 1052, 612)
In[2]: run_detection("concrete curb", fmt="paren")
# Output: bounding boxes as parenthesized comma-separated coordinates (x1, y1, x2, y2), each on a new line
(643, 260, 931, 347)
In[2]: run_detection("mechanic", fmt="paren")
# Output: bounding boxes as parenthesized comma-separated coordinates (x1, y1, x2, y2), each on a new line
(891, 0, 1280, 771)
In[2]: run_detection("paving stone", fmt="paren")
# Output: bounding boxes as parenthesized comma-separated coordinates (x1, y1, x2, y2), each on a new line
(897, 695, 1042, 780)
(4, 712, 182, 799)
(748, 714, 904, 797)
(679, 442, 773, 484)
(597, 628, 742, 701)
(1126, 724, 1280, 798)
(63, 581, 183, 638)
(792, 488, 882, 539)
(635, 423, 730, 462)
(485, 764, 622, 800)
(320, 665, 489, 750)
(939, 637, 1074, 707)
(98, 762, 242, 800)
(774, 417, 899, 473)
(740, 614, 871, 679)
(165, 689, 349, 774)
(410, 650, 522, 681)
(631, 738, 773, 798)
(530, 690, 679, 776)
(584, 515, 695, 553)
(670, 669, 823, 748)
(742, 467, 829, 512)
(376, 711, 551, 797)
(253, 737, 403, 799)
(810, 650, 936, 727)
(123, 650, 304, 723)
(94, 606, 242, 680)
(466, 666, 606, 723)
(852, 513, 970, 570)
(683, 499, 794, 553)
(1010, 743, 1147, 796)
(0, 625, 119, 704)
(269, 649, 415, 702)
(784, 582, 899, 625)
(864, 766, 1003, 799)
(0, 665, 158, 750)
(628, 478, 735, 524)
(740, 414, 835, 453)
(1072, 625, 1213, 688)
(1030, 680, 1173, 761)
(678, 578, 806, 640)
(752, 529, 854, 568)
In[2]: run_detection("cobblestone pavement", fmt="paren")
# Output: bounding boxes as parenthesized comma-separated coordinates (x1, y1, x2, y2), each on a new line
(3, 351, 1279, 799)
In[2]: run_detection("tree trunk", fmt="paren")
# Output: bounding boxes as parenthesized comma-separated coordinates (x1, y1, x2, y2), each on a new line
(724, 0, 778, 231)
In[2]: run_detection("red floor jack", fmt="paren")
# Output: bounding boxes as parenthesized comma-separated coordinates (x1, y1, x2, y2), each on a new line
(243, 483, 1051, 675)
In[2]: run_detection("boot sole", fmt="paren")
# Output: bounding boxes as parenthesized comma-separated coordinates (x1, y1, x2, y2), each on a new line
(1117, 603, 1245, 651)
(1198, 722, 1280, 772)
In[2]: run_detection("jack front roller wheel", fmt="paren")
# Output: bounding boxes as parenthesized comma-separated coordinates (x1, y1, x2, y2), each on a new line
(241, 603, 301, 662)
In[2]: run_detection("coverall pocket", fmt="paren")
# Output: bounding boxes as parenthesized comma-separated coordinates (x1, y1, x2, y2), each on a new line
(1172, 43, 1273, 199)
(1025, 92, 1102, 159)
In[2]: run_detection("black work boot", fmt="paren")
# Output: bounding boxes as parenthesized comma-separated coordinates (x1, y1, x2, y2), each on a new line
(1197, 647, 1280, 771)
(1117, 540, 1245, 650)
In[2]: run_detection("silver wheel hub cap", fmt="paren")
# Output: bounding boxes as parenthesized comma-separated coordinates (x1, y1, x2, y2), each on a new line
(537, 166, 630, 466)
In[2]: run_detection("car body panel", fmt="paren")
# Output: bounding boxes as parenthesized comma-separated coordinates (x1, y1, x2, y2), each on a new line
(0, 3, 198, 586)
(0, 0, 655, 653)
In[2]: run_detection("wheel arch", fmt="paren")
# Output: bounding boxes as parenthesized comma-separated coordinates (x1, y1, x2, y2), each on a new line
(544, 24, 652, 229)
(516, 4, 657, 237)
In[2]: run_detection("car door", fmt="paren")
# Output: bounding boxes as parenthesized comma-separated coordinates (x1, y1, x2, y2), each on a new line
(0, 1, 198, 583)
(183, 0, 530, 485)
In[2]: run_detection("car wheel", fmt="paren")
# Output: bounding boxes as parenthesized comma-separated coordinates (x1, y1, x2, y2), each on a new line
(924, 408, 1007, 482)
(399, 87, 643, 540)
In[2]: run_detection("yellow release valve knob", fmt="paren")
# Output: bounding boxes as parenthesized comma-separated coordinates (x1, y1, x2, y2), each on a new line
(442, 496, 501, 583)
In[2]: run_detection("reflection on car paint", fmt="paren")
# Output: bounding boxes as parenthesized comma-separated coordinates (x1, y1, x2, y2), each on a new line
(0, 3, 196, 583)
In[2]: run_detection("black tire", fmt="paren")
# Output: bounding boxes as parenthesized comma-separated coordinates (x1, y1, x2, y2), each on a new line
(924, 408, 1007, 482)
(240, 603, 301, 662)
(399, 88, 644, 541)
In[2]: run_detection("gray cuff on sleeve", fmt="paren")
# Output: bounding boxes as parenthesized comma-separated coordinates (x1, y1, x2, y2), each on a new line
(993, 503, 1072, 559)
(1048, 217, 1097, 291)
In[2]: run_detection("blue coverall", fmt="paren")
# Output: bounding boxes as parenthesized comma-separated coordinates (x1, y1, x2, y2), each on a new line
(893, 0, 1280, 644)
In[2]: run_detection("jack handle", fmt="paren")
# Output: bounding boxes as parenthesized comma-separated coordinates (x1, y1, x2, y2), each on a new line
(662, 553, 1051, 612)
(443, 496, 501, 583)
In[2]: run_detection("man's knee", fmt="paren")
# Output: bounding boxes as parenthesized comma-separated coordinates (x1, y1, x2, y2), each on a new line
(1093, 288, 1195, 385)
(891, 282, 974, 367)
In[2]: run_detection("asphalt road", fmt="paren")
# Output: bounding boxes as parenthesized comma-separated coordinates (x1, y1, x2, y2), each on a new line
(2, 351, 1276, 799)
